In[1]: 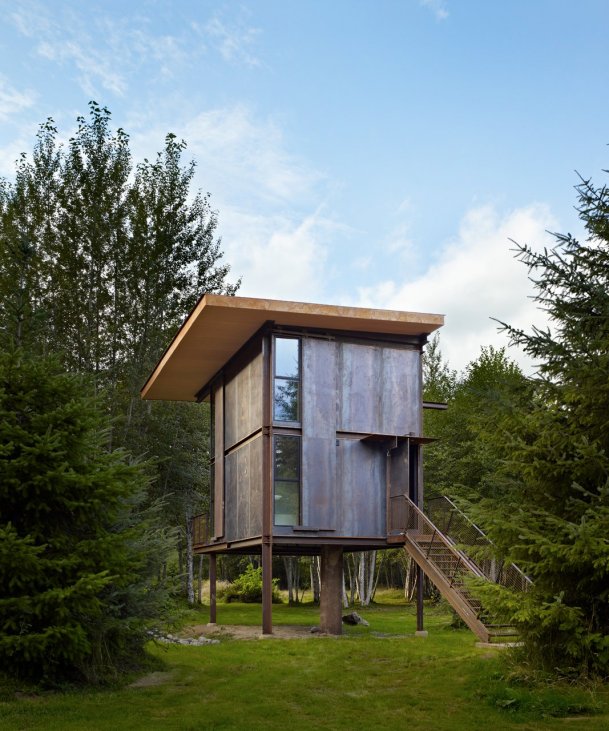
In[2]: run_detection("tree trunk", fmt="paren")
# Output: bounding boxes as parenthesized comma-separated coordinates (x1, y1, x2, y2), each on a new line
(186, 517, 195, 605)
(283, 557, 295, 604)
(342, 567, 349, 608)
(310, 556, 321, 604)
(197, 554, 204, 604)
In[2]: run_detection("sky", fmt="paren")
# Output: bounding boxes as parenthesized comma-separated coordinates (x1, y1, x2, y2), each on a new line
(1, 0, 608, 371)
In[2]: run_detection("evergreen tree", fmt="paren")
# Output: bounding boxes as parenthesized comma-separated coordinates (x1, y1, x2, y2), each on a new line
(0, 345, 164, 684)
(0, 103, 239, 600)
(472, 170, 609, 677)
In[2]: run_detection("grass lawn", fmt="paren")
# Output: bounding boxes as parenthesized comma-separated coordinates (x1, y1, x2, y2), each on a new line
(1, 595, 608, 731)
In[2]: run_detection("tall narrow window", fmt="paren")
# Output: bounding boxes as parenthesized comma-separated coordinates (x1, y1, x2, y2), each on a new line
(273, 337, 300, 422)
(273, 435, 301, 525)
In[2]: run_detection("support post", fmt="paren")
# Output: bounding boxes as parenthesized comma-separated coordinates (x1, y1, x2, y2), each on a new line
(320, 546, 343, 635)
(209, 553, 217, 625)
(262, 542, 273, 635)
(261, 328, 274, 635)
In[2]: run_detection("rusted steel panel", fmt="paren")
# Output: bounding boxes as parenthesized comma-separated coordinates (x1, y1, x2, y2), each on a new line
(224, 348, 263, 450)
(389, 441, 409, 497)
(224, 445, 237, 541)
(224, 436, 263, 543)
(236, 442, 249, 541)
(338, 342, 420, 435)
(380, 347, 420, 434)
(213, 381, 224, 538)
(338, 342, 382, 433)
(302, 339, 337, 528)
(336, 439, 385, 537)
(303, 339, 337, 438)
(248, 436, 263, 536)
(302, 437, 336, 528)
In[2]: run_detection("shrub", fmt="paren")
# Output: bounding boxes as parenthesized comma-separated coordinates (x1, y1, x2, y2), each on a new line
(222, 565, 281, 603)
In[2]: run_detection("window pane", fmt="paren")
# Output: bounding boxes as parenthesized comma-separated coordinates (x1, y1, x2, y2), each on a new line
(274, 480, 300, 525)
(274, 379, 299, 421)
(274, 435, 300, 480)
(275, 337, 299, 379)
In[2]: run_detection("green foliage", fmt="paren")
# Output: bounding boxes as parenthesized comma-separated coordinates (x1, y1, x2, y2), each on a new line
(0, 347, 166, 684)
(470, 167, 609, 677)
(423, 340, 527, 502)
(0, 102, 240, 603)
(221, 565, 281, 604)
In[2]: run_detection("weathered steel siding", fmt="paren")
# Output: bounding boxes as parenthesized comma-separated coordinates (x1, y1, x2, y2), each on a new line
(224, 348, 263, 450)
(302, 339, 337, 528)
(337, 341, 420, 435)
(336, 439, 385, 536)
(224, 435, 263, 542)
(212, 381, 224, 538)
(300, 338, 420, 537)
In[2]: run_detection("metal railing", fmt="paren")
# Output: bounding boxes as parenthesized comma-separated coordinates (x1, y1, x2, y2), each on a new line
(402, 496, 486, 589)
(425, 495, 532, 593)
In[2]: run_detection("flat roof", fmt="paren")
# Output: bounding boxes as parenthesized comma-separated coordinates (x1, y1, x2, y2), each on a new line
(141, 294, 444, 401)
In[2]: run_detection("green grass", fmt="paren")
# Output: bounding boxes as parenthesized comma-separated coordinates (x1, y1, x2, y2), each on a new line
(1, 597, 608, 731)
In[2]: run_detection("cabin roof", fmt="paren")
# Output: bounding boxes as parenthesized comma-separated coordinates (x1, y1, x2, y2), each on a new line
(141, 294, 444, 401)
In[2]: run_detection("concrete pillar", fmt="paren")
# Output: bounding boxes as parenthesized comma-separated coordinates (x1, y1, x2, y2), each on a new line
(320, 546, 343, 635)
(209, 553, 217, 625)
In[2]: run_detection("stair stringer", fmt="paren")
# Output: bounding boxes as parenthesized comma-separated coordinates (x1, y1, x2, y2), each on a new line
(402, 534, 490, 643)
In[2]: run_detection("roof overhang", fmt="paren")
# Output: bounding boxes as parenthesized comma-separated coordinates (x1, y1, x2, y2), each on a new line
(141, 294, 444, 401)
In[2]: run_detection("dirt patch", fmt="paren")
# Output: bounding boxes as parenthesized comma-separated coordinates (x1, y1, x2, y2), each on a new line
(183, 623, 328, 640)
(129, 671, 175, 688)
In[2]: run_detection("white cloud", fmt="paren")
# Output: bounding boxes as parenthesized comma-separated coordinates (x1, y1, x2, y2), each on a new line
(356, 203, 559, 372)
(218, 207, 342, 301)
(199, 12, 261, 68)
(8, 2, 200, 97)
(136, 105, 324, 206)
(420, 0, 449, 21)
(0, 75, 36, 121)
(128, 104, 343, 302)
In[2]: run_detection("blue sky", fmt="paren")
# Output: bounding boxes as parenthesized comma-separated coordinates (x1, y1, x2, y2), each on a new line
(1, 0, 608, 369)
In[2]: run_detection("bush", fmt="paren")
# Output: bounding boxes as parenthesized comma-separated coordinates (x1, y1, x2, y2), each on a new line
(221, 565, 281, 603)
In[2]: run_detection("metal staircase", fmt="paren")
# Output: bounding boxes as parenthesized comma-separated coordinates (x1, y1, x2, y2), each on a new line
(389, 495, 530, 643)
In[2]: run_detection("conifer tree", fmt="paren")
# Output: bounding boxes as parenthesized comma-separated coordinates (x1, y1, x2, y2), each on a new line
(0, 345, 165, 684)
(473, 170, 609, 677)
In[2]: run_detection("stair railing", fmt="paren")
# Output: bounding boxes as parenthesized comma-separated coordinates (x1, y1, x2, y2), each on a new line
(403, 496, 486, 584)
(426, 495, 532, 593)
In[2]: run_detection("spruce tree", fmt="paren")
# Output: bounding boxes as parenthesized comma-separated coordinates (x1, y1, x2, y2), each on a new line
(473, 170, 609, 677)
(0, 346, 162, 684)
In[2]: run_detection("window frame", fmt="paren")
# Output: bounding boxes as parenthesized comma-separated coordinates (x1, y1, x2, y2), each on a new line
(272, 335, 301, 425)
(272, 433, 302, 526)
